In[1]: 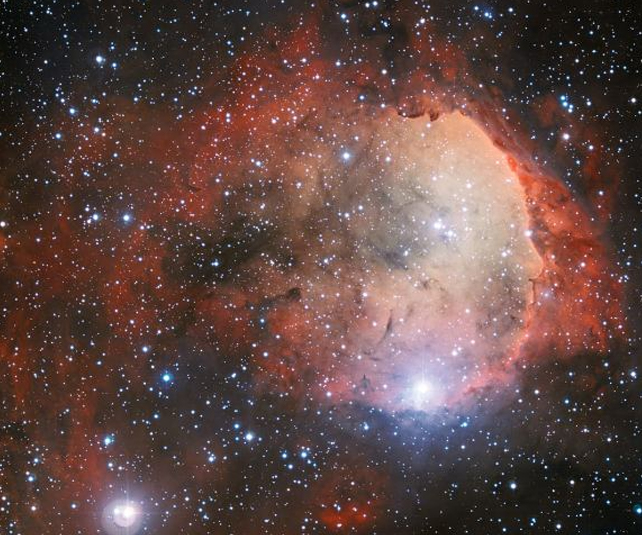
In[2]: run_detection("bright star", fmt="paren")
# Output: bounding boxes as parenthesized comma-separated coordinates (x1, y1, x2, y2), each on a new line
(415, 380, 431, 395)
(102, 499, 143, 534)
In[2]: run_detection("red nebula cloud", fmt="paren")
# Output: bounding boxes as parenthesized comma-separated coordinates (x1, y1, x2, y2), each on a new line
(0, 4, 625, 534)
(315, 466, 388, 533)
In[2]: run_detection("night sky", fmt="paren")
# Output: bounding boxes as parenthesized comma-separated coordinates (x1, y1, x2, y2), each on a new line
(1, 1, 641, 534)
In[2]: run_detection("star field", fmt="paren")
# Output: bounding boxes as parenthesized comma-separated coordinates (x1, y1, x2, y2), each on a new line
(0, 1, 640, 534)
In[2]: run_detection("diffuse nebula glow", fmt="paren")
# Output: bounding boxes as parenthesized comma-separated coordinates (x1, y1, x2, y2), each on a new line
(0, 2, 633, 534)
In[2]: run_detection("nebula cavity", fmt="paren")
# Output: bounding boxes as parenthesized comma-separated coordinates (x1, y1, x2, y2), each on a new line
(194, 107, 543, 411)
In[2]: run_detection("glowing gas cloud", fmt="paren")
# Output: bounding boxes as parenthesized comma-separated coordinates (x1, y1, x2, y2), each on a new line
(189, 108, 545, 410)
(0, 2, 632, 534)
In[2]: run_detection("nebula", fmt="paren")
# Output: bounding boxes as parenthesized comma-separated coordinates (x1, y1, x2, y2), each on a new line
(188, 106, 545, 412)
(0, 2, 637, 534)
